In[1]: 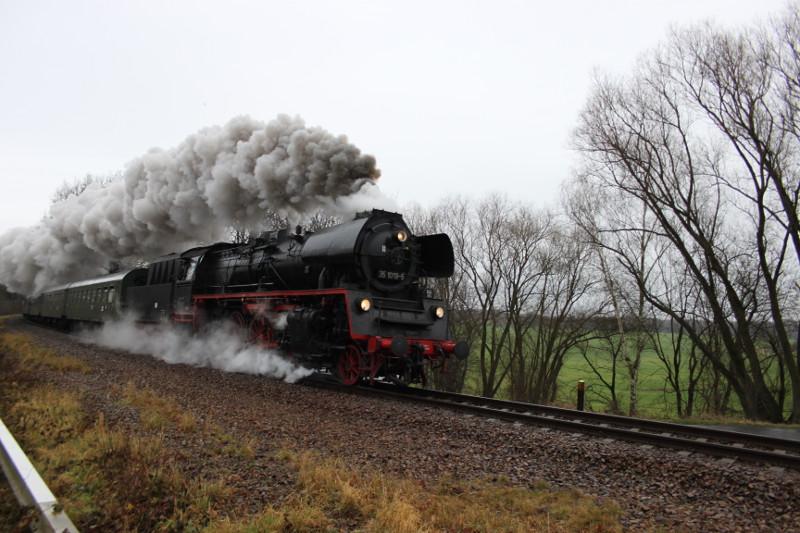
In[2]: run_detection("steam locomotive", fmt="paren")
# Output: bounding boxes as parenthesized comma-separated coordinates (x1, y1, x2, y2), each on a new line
(23, 210, 468, 384)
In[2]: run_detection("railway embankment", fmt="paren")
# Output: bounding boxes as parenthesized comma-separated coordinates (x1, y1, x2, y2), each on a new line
(1, 315, 798, 532)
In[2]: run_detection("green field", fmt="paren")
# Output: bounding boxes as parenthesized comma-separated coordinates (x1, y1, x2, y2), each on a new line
(460, 346, 683, 418)
(458, 333, 796, 423)
(555, 348, 682, 417)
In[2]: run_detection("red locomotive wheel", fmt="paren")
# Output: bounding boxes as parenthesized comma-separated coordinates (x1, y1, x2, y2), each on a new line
(228, 311, 249, 341)
(249, 318, 274, 347)
(337, 345, 362, 386)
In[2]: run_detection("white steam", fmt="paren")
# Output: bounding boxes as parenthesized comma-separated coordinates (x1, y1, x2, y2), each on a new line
(1, 114, 394, 296)
(83, 316, 314, 383)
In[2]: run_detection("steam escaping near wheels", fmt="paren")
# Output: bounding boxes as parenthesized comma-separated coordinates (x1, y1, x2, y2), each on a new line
(82, 316, 314, 383)
(0, 115, 393, 296)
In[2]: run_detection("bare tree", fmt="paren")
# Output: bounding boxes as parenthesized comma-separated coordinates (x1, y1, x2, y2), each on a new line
(576, 323, 623, 413)
(564, 178, 659, 415)
(228, 209, 339, 244)
(647, 255, 709, 417)
(51, 173, 115, 204)
(509, 223, 601, 403)
(443, 195, 514, 397)
(573, 9, 800, 421)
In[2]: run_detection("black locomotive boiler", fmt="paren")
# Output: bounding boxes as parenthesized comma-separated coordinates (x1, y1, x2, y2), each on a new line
(24, 210, 468, 384)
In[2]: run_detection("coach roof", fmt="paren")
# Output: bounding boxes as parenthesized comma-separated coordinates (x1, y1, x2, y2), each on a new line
(44, 269, 144, 293)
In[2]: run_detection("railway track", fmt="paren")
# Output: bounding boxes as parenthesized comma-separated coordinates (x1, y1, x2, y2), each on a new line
(305, 376, 800, 470)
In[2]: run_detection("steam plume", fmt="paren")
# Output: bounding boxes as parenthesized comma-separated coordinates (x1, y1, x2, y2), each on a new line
(84, 317, 314, 383)
(0, 115, 389, 295)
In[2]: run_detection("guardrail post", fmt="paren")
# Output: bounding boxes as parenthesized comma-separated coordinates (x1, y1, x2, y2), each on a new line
(576, 380, 585, 411)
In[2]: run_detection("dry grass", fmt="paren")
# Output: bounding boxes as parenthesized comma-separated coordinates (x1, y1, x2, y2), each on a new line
(9, 387, 85, 448)
(0, 331, 90, 373)
(208, 450, 622, 533)
(120, 381, 197, 432)
(9, 389, 231, 531)
(201, 503, 333, 533)
(206, 423, 258, 459)
(1, 381, 231, 531)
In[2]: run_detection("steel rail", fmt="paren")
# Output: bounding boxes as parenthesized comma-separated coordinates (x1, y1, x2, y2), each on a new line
(376, 382, 800, 454)
(0, 417, 78, 533)
(305, 377, 800, 470)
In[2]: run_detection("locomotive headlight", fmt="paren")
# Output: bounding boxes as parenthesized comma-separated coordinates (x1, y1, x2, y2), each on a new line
(433, 306, 445, 319)
(359, 298, 372, 312)
(395, 230, 408, 242)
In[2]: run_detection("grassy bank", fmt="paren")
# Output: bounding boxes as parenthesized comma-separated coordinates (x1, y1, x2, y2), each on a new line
(0, 319, 622, 532)
(209, 450, 621, 533)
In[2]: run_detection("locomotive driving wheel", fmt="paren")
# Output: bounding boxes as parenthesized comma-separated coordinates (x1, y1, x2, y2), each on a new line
(249, 317, 275, 347)
(337, 344, 363, 386)
(228, 311, 249, 341)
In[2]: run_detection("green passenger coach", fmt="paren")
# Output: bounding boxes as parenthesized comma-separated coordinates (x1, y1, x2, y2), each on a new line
(24, 268, 147, 327)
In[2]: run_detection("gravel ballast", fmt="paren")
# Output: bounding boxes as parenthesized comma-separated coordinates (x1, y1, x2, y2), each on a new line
(5, 317, 800, 532)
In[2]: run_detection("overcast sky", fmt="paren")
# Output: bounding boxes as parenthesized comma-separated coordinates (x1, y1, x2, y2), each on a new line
(0, 0, 788, 234)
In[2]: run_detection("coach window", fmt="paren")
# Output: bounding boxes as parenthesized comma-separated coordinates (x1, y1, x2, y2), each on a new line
(108, 288, 116, 304)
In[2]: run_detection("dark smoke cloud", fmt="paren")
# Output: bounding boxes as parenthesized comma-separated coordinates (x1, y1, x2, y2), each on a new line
(0, 115, 390, 295)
